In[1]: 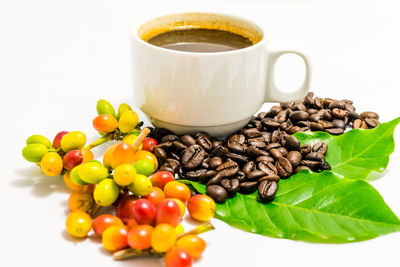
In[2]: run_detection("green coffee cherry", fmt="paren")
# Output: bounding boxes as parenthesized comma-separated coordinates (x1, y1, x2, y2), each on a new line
(70, 165, 88, 186)
(78, 162, 109, 184)
(116, 103, 132, 120)
(93, 178, 119, 206)
(96, 99, 116, 117)
(134, 159, 155, 176)
(22, 144, 49, 162)
(26, 134, 52, 148)
(60, 131, 86, 152)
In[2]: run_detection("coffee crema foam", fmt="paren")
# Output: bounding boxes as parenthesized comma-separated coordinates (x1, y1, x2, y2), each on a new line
(137, 13, 263, 45)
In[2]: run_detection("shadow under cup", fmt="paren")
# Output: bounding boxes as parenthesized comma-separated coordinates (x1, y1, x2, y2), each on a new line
(131, 13, 267, 137)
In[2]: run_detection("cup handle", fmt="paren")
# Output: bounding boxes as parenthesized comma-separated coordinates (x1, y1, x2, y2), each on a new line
(265, 50, 311, 102)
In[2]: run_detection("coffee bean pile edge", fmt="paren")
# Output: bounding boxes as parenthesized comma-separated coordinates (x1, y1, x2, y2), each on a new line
(149, 92, 380, 203)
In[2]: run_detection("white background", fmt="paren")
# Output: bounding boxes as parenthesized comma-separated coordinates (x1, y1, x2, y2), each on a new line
(1, 0, 400, 266)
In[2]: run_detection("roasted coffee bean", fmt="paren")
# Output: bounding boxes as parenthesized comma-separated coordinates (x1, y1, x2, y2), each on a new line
(161, 134, 179, 143)
(172, 141, 187, 151)
(309, 113, 321, 122)
(258, 162, 277, 176)
(153, 147, 167, 165)
(258, 175, 280, 183)
(186, 169, 208, 181)
(300, 160, 321, 170)
(294, 165, 311, 173)
(151, 128, 173, 141)
(307, 108, 319, 115)
(242, 161, 256, 174)
(276, 110, 288, 123)
(332, 119, 346, 129)
(181, 145, 206, 169)
(202, 157, 210, 169)
(270, 105, 283, 116)
(261, 132, 272, 143)
(289, 126, 302, 134)
(225, 153, 249, 164)
(239, 181, 258, 194)
(165, 158, 180, 171)
(304, 92, 315, 106)
(282, 135, 300, 151)
(345, 104, 356, 113)
(194, 132, 210, 138)
(360, 111, 379, 120)
(271, 130, 281, 143)
(297, 121, 310, 128)
(280, 121, 292, 131)
(199, 170, 218, 183)
(247, 170, 267, 180)
(206, 173, 223, 186)
(156, 141, 173, 149)
(365, 118, 380, 128)
(159, 164, 174, 174)
(328, 100, 346, 110)
(293, 103, 307, 111)
(256, 155, 274, 163)
(257, 112, 267, 120)
(278, 147, 288, 157)
(320, 158, 332, 171)
(318, 120, 334, 129)
(266, 142, 281, 151)
(310, 122, 324, 131)
(209, 146, 228, 157)
(254, 120, 263, 130)
(178, 166, 184, 178)
(287, 151, 302, 167)
(325, 128, 344, 135)
(300, 144, 312, 155)
(206, 185, 228, 203)
(275, 157, 293, 178)
(305, 152, 325, 161)
(332, 108, 347, 119)
(281, 102, 293, 109)
(243, 128, 262, 138)
(314, 97, 324, 109)
(262, 119, 281, 129)
(269, 148, 283, 159)
(323, 98, 334, 108)
(319, 109, 332, 121)
(228, 134, 246, 144)
(248, 137, 265, 143)
(212, 139, 224, 148)
(221, 178, 240, 194)
(209, 157, 223, 169)
(290, 111, 309, 122)
(227, 142, 247, 154)
(353, 119, 367, 129)
(258, 180, 278, 201)
(170, 152, 180, 161)
(312, 142, 328, 154)
(180, 135, 196, 146)
(216, 161, 239, 177)
(248, 140, 266, 148)
(197, 135, 212, 151)
(246, 146, 269, 157)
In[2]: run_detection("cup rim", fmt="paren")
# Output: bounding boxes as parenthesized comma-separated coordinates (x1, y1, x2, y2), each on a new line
(131, 12, 266, 56)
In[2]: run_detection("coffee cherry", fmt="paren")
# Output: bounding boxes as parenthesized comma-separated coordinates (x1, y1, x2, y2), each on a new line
(65, 211, 92, 238)
(127, 225, 154, 250)
(102, 225, 128, 252)
(93, 178, 120, 206)
(164, 181, 191, 203)
(118, 110, 139, 133)
(52, 131, 69, 149)
(132, 199, 156, 225)
(128, 174, 152, 196)
(93, 114, 118, 133)
(145, 187, 165, 206)
(176, 235, 206, 259)
(96, 99, 116, 117)
(63, 150, 83, 170)
(78, 161, 109, 184)
(26, 134, 52, 148)
(187, 194, 215, 222)
(113, 164, 136, 186)
(68, 191, 93, 212)
(22, 143, 48, 162)
(40, 152, 63, 176)
(134, 159, 155, 176)
(151, 224, 177, 252)
(156, 199, 181, 227)
(164, 247, 192, 267)
(93, 214, 123, 236)
(60, 131, 86, 152)
(142, 137, 158, 153)
(150, 171, 174, 190)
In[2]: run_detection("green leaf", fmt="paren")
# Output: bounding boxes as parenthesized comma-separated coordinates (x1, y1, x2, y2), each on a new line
(294, 117, 400, 179)
(213, 171, 400, 242)
(180, 179, 206, 194)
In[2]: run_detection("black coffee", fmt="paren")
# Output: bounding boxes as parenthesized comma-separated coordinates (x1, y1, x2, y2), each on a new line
(147, 28, 254, 52)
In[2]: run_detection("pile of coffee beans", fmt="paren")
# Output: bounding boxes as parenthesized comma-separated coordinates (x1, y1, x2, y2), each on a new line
(246, 92, 380, 135)
(150, 127, 330, 203)
(149, 93, 380, 203)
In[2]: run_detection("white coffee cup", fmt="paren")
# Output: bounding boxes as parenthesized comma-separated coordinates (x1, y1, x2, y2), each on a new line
(131, 12, 310, 136)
